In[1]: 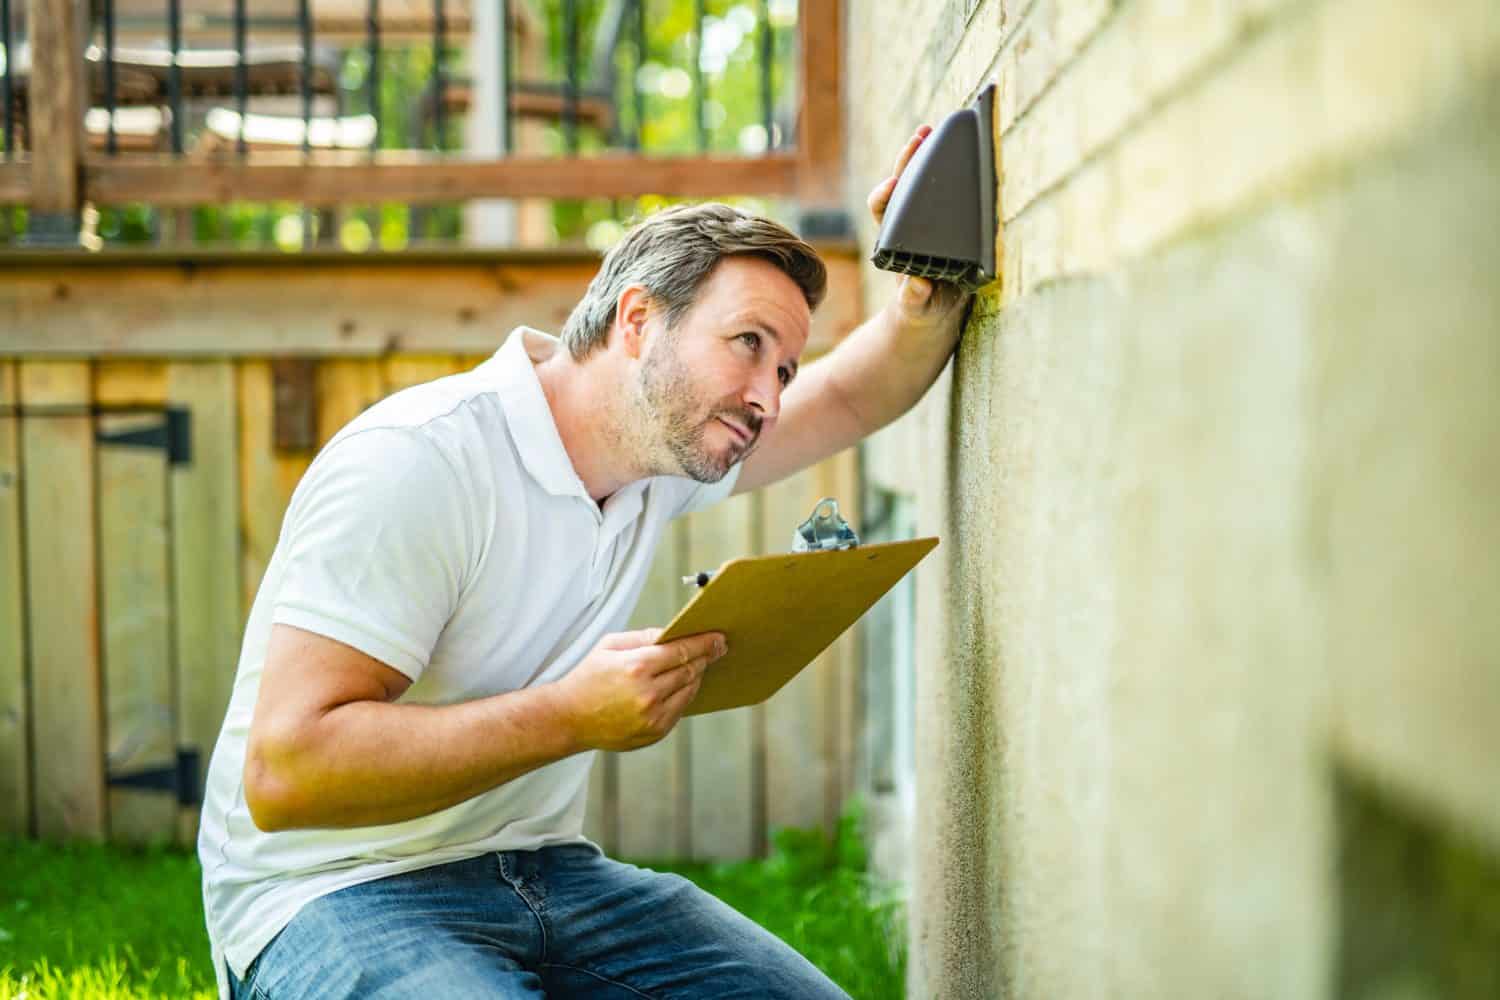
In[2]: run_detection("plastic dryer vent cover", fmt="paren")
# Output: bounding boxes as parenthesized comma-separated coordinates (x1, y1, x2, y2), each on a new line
(871, 83, 997, 292)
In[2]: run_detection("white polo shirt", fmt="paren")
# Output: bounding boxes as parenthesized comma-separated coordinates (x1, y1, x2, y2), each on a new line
(197, 326, 739, 998)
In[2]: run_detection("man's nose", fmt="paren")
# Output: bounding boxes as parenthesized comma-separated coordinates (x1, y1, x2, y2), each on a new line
(744, 366, 782, 422)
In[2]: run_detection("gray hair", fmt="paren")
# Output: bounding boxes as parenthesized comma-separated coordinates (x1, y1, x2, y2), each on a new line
(559, 202, 827, 360)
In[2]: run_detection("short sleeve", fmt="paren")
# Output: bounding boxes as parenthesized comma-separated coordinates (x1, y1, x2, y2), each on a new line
(271, 427, 472, 682)
(671, 460, 744, 519)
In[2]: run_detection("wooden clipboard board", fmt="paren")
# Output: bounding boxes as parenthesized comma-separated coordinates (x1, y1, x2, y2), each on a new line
(657, 537, 939, 715)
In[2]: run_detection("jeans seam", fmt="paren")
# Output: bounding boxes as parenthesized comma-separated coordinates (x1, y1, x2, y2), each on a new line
(497, 852, 550, 963)
(542, 961, 663, 1000)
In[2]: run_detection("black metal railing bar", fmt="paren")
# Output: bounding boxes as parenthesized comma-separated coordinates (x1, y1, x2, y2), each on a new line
(234, 0, 247, 153)
(367, 0, 380, 156)
(299, 0, 312, 155)
(167, 0, 182, 153)
(432, 0, 445, 151)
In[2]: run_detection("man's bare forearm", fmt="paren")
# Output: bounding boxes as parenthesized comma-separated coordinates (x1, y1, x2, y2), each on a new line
(245, 683, 584, 831)
(820, 296, 966, 439)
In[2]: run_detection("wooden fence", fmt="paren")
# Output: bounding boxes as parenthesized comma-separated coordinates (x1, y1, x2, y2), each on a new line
(0, 255, 863, 858)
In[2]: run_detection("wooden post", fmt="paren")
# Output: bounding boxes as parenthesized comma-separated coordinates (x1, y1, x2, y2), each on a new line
(24, 0, 86, 244)
(796, 0, 848, 237)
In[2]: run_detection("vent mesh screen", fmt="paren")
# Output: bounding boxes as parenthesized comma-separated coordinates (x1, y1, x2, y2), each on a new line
(871, 248, 986, 291)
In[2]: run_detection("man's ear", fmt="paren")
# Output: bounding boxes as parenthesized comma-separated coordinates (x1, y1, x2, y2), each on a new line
(615, 285, 652, 360)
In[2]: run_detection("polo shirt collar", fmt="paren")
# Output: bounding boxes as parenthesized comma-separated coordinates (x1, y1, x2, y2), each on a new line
(491, 327, 648, 522)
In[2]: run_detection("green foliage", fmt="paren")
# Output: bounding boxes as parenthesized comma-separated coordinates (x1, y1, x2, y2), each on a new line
(0, 804, 904, 1000)
(647, 801, 907, 1000)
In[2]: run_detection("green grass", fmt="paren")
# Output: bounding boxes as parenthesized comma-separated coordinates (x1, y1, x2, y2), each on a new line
(644, 810, 907, 1000)
(0, 809, 904, 1000)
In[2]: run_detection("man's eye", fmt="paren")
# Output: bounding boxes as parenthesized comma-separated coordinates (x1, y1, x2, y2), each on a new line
(778, 367, 792, 387)
(738, 332, 761, 351)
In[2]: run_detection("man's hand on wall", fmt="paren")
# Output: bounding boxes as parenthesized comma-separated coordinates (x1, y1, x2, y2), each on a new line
(867, 124, 973, 331)
(553, 629, 728, 752)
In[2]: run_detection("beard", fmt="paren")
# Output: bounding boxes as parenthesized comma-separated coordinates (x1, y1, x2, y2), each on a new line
(637, 332, 763, 483)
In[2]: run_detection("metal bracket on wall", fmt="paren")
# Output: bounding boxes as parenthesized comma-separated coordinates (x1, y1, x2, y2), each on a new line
(106, 747, 202, 807)
(94, 407, 193, 465)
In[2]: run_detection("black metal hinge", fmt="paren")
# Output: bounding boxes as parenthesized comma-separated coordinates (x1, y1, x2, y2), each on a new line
(95, 407, 192, 465)
(107, 747, 202, 807)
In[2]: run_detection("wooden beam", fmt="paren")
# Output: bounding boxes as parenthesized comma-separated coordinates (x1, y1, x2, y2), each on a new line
(107, 0, 478, 45)
(797, 0, 845, 211)
(83, 152, 802, 206)
(0, 245, 862, 357)
(24, 0, 86, 232)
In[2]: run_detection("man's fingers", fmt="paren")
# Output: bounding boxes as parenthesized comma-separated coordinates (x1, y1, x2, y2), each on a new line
(652, 656, 703, 699)
(660, 671, 704, 720)
(900, 275, 934, 307)
(891, 124, 932, 179)
(869, 126, 932, 225)
(601, 627, 663, 650)
(641, 632, 726, 676)
(868, 176, 899, 224)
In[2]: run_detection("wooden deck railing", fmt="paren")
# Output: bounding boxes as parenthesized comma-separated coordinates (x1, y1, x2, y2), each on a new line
(0, 0, 845, 240)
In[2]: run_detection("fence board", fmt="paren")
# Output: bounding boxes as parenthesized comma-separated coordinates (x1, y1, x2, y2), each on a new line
(684, 491, 760, 860)
(238, 362, 281, 616)
(98, 412, 177, 844)
(382, 354, 465, 395)
(275, 453, 314, 514)
(616, 518, 691, 859)
(19, 361, 105, 839)
(819, 449, 863, 818)
(316, 360, 385, 445)
(94, 361, 169, 407)
(168, 362, 240, 844)
(0, 363, 30, 835)
(760, 468, 835, 837)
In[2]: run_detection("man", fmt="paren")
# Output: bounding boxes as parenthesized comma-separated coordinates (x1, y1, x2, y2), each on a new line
(199, 125, 968, 999)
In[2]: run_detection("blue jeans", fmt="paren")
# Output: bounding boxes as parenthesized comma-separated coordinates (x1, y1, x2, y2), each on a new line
(228, 844, 851, 999)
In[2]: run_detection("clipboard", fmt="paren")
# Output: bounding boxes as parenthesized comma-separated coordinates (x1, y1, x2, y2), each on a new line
(658, 536, 939, 715)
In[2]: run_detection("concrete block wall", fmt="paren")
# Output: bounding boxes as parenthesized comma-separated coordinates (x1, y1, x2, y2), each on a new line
(846, 1, 1500, 996)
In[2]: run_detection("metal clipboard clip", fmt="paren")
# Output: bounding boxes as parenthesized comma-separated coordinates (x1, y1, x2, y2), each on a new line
(685, 497, 860, 587)
(791, 497, 860, 553)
